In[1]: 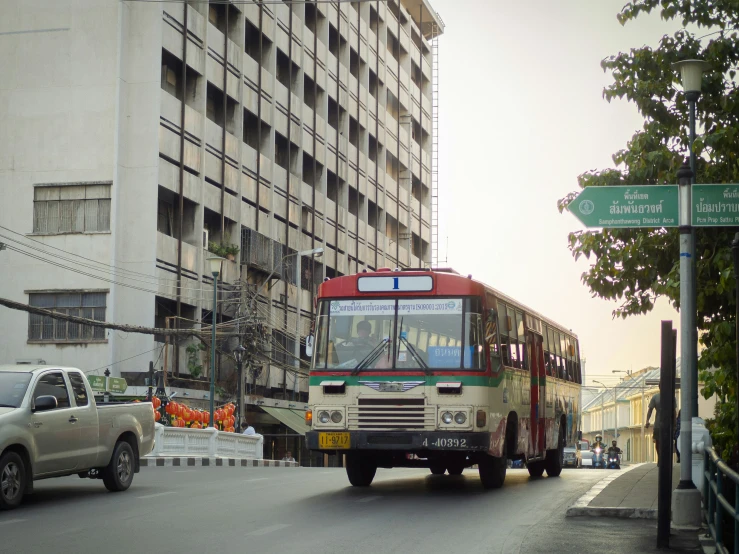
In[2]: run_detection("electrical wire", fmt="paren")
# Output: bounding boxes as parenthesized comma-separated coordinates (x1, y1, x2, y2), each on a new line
(84, 346, 163, 374)
(123, 0, 386, 4)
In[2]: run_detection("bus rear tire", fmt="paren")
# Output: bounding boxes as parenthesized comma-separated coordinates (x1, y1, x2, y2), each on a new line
(527, 460, 545, 478)
(545, 424, 565, 477)
(346, 453, 376, 487)
(478, 454, 506, 489)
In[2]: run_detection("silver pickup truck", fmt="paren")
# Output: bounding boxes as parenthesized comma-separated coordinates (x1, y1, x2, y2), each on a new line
(0, 365, 155, 510)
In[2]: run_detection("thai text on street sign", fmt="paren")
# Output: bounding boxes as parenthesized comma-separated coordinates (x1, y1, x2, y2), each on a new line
(87, 375, 128, 393)
(692, 184, 739, 227)
(88, 375, 106, 391)
(108, 377, 128, 394)
(568, 185, 679, 228)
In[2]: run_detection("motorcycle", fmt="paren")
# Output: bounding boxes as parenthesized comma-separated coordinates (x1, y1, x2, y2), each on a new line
(607, 451, 621, 470)
(591, 447, 605, 469)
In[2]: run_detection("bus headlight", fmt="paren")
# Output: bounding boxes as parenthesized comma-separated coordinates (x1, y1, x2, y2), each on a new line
(454, 412, 467, 425)
(330, 410, 343, 423)
(441, 411, 453, 424)
(318, 411, 330, 424)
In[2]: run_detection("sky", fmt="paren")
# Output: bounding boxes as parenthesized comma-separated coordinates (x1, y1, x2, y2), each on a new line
(431, 0, 686, 387)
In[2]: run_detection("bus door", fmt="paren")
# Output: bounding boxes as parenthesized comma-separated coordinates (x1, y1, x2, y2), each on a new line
(527, 330, 546, 456)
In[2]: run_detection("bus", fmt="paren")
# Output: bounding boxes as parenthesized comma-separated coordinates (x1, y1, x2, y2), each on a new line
(305, 267, 582, 488)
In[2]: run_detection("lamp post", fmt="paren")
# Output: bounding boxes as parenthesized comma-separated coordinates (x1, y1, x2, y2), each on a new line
(293, 248, 323, 401)
(671, 58, 709, 527)
(206, 255, 224, 429)
(594, 380, 616, 443)
(234, 344, 246, 433)
(593, 380, 608, 440)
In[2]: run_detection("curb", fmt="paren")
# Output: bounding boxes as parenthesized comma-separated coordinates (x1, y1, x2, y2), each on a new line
(565, 506, 656, 519)
(566, 463, 645, 518)
(140, 457, 299, 468)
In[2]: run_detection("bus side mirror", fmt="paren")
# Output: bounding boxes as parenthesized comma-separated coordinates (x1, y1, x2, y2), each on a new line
(305, 335, 314, 358)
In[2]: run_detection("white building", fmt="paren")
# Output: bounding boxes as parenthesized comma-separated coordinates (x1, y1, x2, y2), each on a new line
(581, 364, 716, 463)
(0, 0, 443, 403)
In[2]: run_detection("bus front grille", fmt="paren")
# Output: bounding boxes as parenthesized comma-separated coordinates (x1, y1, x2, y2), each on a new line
(348, 397, 436, 431)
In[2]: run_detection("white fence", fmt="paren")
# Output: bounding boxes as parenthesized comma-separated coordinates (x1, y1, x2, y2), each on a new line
(148, 424, 264, 459)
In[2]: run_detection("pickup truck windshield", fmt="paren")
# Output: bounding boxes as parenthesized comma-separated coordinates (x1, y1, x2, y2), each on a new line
(0, 373, 33, 408)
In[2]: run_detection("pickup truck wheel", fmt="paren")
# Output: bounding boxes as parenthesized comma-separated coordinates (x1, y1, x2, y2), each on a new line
(103, 441, 135, 492)
(0, 452, 26, 510)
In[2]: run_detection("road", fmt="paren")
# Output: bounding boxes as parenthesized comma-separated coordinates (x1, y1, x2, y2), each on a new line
(0, 466, 689, 554)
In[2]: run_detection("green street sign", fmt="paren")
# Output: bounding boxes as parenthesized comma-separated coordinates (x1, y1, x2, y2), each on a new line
(108, 377, 128, 394)
(569, 185, 679, 228)
(692, 184, 739, 227)
(88, 375, 106, 392)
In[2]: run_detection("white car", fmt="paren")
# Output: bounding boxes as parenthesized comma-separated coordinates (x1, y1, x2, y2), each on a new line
(577, 440, 593, 468)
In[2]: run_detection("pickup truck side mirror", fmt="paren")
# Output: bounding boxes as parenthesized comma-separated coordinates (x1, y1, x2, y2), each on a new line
(33, 395, 58, 412)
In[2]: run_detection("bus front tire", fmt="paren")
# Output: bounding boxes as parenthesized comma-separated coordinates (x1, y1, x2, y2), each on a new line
(478, 454, 506, 489)
(346, 453, 377, 487)
(429, 464, 446, 475)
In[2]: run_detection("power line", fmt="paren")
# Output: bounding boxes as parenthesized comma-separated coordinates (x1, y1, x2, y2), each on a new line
(84, 346, 163, 374)
(0, 296, 204, 337)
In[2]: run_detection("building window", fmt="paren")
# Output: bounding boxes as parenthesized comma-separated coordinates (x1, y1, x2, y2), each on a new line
(28, 291, 107, 342)
(33, 183, 111, 235)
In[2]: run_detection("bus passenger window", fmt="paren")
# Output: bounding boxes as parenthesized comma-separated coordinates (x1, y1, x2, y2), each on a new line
(516, 311, 527, 370)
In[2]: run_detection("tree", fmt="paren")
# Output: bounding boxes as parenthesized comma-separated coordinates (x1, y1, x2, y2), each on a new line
(558, 0, 739, 460)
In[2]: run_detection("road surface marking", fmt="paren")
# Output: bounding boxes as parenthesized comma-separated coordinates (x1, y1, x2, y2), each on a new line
(137, 491, 177, 499)
(245, 478, 269, 482)
(245, 524, 291, 536)
(356, 496, 382, 503)
(0, 519, 26, 526)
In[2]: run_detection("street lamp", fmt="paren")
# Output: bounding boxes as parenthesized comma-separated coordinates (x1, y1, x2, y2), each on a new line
(234, 344, 246, 433)
(293, 248, 323, 400)
(672, 58, 709, 526)
(206, 255, 224, 429)
(593, 380, 609, 440)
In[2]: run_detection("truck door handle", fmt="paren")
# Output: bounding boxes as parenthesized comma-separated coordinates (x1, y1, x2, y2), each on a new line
(69, 416, 79, 423)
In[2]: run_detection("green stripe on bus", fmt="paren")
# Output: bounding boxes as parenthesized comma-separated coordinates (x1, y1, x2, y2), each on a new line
(309, 374, 505, 387)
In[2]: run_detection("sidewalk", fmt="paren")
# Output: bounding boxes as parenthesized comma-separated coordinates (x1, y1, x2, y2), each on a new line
(566, 463, 678, 518)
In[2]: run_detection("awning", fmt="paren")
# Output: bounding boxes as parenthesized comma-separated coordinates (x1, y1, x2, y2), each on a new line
(261, 406, 310, 436)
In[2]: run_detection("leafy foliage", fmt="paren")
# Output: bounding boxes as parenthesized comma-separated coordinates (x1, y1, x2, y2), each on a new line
(186, 342, 206, 378)
(558, 0, 739, 461)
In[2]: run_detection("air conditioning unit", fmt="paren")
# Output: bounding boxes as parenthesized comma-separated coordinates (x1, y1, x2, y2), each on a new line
(16, 358, 46, 365)
(202, 229, 209, 248)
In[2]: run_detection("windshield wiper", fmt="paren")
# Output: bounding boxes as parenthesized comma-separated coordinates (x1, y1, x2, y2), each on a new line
(0, 404, 17, 408)
(399, 335, 431, 374)
(351, 338, 390, 375)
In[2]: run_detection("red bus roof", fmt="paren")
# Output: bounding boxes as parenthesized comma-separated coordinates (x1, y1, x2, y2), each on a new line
(317, 268, 578, 338)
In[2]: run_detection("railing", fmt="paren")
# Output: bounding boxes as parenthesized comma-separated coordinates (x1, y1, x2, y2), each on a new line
(148, 424, 264, 459)
(704, 446, 739, 554)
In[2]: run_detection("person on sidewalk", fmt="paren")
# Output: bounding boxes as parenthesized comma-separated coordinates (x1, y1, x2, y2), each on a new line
(282, 451, 296, 462)
(644, 391, 676, 465)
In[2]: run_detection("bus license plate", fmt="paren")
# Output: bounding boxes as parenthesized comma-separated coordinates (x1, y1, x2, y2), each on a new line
(318, 432, 350, 449)
(422, 435, 468, 449)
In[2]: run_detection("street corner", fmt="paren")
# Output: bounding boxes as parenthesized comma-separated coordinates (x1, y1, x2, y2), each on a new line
(139, 457, 300, 469)
(565, 463, 647, 518)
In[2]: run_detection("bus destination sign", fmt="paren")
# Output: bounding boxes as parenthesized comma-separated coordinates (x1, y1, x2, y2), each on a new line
(357, 275, 433, 293)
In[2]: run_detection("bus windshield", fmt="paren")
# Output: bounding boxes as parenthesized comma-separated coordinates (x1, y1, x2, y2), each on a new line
(313, 297, 485, 371)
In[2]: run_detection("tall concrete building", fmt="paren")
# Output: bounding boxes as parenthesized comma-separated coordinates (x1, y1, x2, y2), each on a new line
(0, 0, 443, 403)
